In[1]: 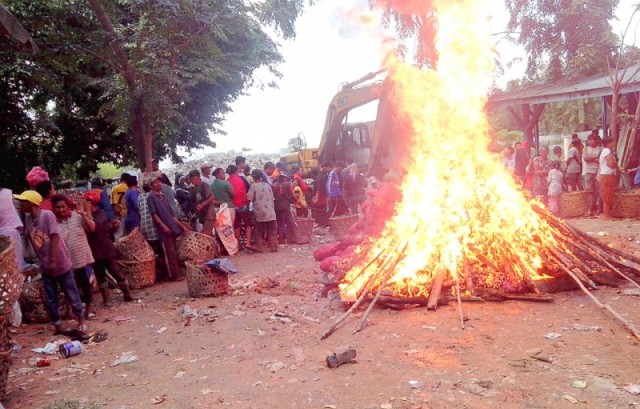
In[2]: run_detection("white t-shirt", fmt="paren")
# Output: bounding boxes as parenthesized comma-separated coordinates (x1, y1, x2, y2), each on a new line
(566, 147, 581, 174)
(598, 148, 617, 175)
(582, 146, 602, 175)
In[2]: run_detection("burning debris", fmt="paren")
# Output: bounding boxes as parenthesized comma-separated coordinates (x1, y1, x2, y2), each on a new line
(318, 0, 640, 340)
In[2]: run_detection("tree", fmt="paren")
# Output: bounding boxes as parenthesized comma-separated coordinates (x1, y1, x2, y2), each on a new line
(505, 0, 619, 81)
(83, 0, 310, 172)
(369, 0, 438, 68)
(1, 0, 310, 188)
(287, 132, 307, 152)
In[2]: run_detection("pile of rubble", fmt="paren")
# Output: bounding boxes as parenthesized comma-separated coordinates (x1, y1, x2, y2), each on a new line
(164, 151, 279, 180)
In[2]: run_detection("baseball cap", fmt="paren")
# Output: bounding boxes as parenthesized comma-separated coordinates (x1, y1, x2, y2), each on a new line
(13, 190, 43, 206)
(82, 190, 102, 204)
(145, 171, 163, 186)
(201, 162, 213, 169)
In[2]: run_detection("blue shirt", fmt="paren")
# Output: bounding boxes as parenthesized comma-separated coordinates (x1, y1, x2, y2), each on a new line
(124, 189, 141, 231)
(326, 170, 342, 198)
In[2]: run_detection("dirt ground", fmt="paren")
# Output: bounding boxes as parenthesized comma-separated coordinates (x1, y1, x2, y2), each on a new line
(5, 218, 640, 409)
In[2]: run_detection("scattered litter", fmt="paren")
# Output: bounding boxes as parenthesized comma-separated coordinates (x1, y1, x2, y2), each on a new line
(562, 324, 602, 332)
(421, 325, 437, 330)
(270, 311, 292, 323)
(32, 342, 58, 355)
(596, 231, 608, 237)
(527, 349, 552, 363)
(182, 305, 198, 326)
(408, 380, 425, 389)
(114, 316, 136, 324)
(323, 405, 337, 409)
(326, 348, 356, 369)
(264, 361, 285, 372)
(621, 288, 640, 297)
(563, 395, 578, 404)
(255, 328, 266, 337)
(572, 380, 587, 388)
(44, 390, 60, 395)
(205, 258, 238, 275)
(174, 371, 185, 379)
(110, 353, 139, 367)
(544, 332, 562, 340)
(156, 327, 167, 335)
(151, 395, 165, 404)
(201, 389, 214, 395)
(381, 404, 392, 409)
(623, 384, 640, 395)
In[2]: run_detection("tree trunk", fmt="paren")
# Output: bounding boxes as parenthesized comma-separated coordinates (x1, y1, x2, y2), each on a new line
(610, 85, 620, 141)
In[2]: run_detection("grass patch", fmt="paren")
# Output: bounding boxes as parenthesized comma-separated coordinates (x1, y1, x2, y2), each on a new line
(41, 400, 101, 409)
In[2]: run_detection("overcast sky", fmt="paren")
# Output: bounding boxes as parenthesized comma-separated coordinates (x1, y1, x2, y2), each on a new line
(184, 0, 639, 159)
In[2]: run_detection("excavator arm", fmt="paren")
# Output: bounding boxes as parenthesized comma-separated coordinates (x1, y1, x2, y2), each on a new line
(317, 71, 386, 164)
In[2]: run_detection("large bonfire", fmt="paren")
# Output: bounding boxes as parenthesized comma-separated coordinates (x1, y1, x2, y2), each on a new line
(320, 0, 640, 340)
(341, 0, 551, 301)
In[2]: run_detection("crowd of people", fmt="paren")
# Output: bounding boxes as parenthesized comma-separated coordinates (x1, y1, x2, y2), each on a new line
(502, 130, 623, 218)
(0, 156, 369, 335)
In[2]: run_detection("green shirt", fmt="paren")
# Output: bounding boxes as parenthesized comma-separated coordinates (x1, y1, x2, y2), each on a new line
(212, 179, 234, 208)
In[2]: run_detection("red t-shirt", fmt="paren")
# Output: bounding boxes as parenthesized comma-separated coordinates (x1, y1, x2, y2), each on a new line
(228, 174, 248, 207)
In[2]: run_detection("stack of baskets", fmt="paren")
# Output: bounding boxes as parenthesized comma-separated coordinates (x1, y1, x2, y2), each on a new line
(612, 190, 640, 219)
(0, 236, 20, 399)
(177, 231, 217, 262)
(329, 214, 359, 240)
(20, 274, 72, 323)
(116, 228, 156, 289)
(184, 262, 228, 298)
(560, 191, 588, 218)
(295, 218, 314, 244)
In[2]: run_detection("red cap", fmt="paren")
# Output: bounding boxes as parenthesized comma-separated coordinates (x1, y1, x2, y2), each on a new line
(82, 190, 102, 205)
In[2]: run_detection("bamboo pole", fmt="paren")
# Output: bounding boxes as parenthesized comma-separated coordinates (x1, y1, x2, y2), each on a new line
(550, 254, 640, 342)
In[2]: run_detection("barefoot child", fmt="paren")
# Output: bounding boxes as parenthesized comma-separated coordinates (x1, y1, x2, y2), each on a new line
(547, 161, 564, 214)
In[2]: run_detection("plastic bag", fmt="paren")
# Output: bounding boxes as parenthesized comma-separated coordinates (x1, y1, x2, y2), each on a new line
(11, 300, 22, 327)
(205, 258, 238, 275)
(214, 203, 239, 255)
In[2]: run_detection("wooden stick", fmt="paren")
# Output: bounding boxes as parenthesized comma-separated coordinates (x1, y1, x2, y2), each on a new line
(355, 248, 406, 333)
(427, 266, 447, 310)
(321, 238, 407, 339)
(455, 276, 465, 330)
(569, 239, 640, 289)
(550, 254, 640, 342)
(463, 262, 475, 296)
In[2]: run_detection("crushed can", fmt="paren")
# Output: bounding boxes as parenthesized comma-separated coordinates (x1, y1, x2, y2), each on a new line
(59, 340, 83, 358)
(36, 358, 51, 367)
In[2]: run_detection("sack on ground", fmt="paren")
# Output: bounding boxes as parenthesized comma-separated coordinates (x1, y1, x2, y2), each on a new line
(215, 203, 239, 255)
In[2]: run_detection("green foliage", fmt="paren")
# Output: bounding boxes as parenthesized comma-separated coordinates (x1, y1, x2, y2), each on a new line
(94, 162, 124, 179)
(504, 0, 619, 81)
(1, 0, 309, 186)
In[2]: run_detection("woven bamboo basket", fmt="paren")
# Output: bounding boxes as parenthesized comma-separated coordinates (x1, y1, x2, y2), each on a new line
(19, 278, 72, 323)
(560, 191, 588, 218)
(295, 218, 314, 244)
(0, 236, 22, 313)
(117, 258, 156, 289)
(0, 347, 10, 400)
(185, 262, 228, 298)
(329, 214, 359, 240)
(116, 228, 155, 262)
(177, 231, 217, 262)
(612, 191, 640, 219)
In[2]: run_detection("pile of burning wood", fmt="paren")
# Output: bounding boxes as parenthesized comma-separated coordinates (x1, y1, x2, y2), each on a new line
(316, 182, 640, 341)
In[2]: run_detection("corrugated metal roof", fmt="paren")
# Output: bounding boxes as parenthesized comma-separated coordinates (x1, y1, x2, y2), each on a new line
(487, 64, 640, 108)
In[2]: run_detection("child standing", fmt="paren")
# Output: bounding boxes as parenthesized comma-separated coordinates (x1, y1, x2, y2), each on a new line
(547, 161, 564, 214)
(247, 169, 278, 252)
(292, 178, 308, 217)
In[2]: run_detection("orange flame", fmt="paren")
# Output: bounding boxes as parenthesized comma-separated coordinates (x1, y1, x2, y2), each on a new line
(340, 0, 560, 301)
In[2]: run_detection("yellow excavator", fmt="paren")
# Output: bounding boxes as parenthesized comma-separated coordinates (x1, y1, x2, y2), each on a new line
(281, 69, 406, 177)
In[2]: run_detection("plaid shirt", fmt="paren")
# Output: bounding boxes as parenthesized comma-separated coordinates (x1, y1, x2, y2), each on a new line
(138, 192, 158, 241)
